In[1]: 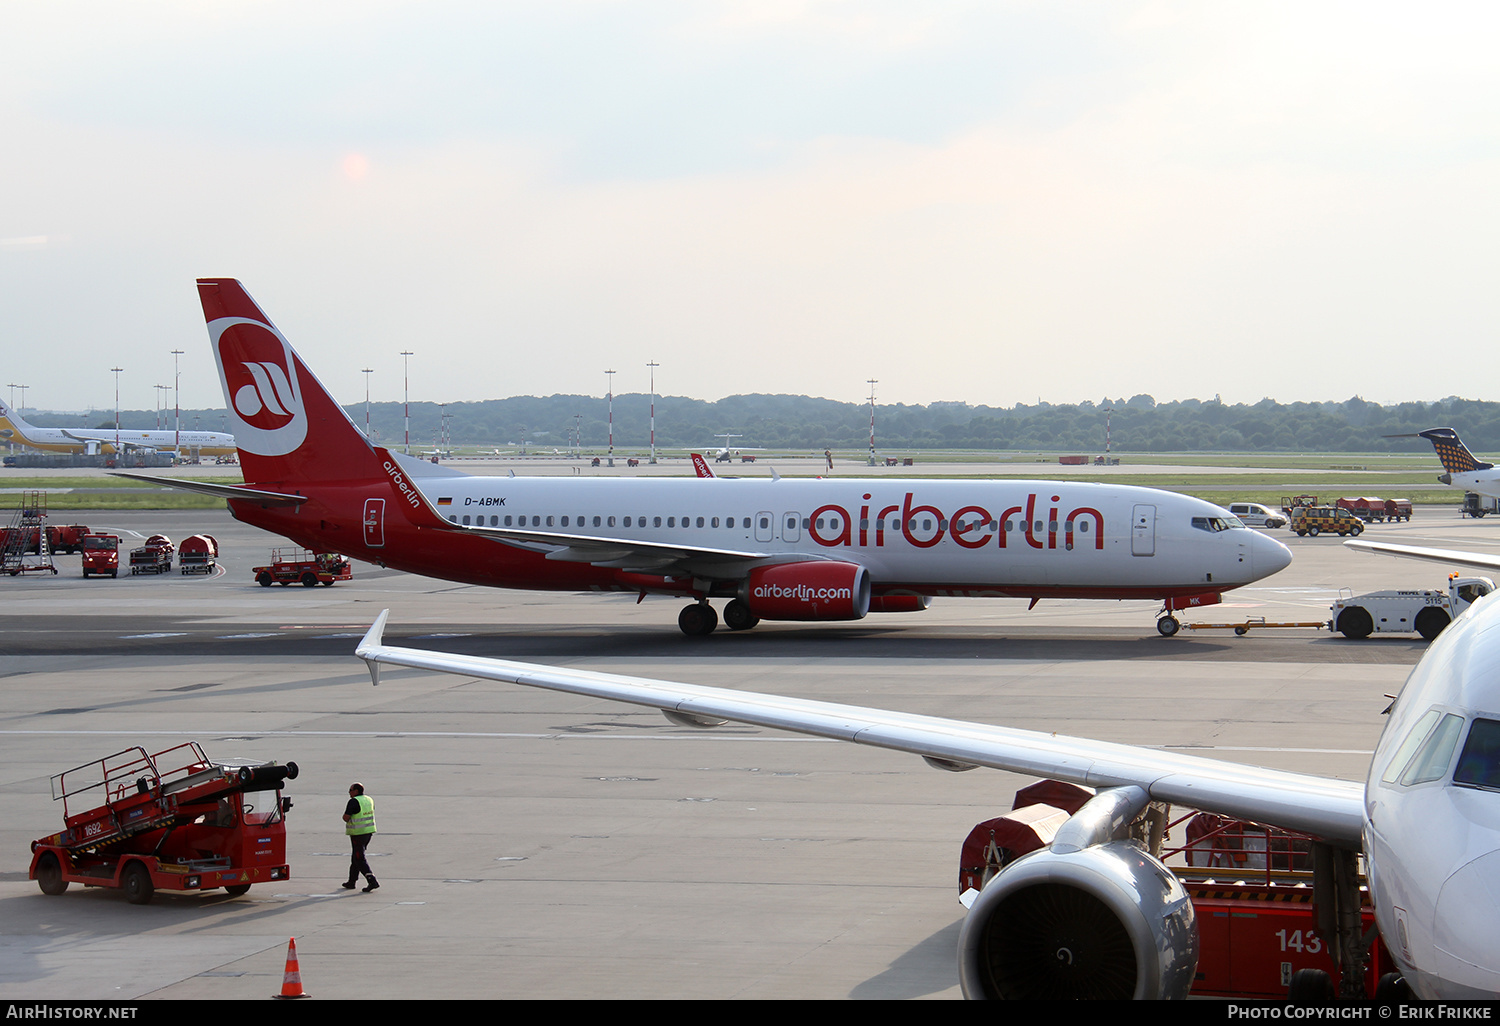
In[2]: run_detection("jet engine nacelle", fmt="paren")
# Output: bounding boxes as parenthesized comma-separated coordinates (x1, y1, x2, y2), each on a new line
(957, 839, 1199, 1000)
(743, 562, 872, 621)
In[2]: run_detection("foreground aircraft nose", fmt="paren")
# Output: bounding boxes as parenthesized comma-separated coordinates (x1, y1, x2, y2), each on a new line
(1252, 530, 1293, 579)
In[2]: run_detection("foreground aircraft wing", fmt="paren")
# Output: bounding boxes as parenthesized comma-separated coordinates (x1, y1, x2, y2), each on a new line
(1345, 538, 1500, 574)
(355, 611, 1365, 846)
(109, 472, 308, 506)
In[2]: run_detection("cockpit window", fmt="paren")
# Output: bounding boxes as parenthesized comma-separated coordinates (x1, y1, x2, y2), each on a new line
(1381, 708, 1443, 785)
(1455, 719, 1500, 791)
(1191, 516, 1246, 532)
(1399, 713, 1465, 786)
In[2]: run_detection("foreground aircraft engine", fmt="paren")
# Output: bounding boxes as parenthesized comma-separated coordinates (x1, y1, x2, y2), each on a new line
(742, 561, 872, 621)
(958, 787, 1199, 1000)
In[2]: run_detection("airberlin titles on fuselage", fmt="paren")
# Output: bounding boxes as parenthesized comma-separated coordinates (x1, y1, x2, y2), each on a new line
(441, 489, 1103, 554)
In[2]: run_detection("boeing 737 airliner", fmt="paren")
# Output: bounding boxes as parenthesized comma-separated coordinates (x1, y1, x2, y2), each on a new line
(128, 279, 1292, 636)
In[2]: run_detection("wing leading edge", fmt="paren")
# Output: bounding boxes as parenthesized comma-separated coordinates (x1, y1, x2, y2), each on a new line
(1346, 538, 1500, 574)
(355, 611, 1365, 846)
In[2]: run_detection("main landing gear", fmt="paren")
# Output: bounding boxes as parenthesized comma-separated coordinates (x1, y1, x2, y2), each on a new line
(678, 599, 762, 636)
(678, 602, 718, 637)
(1157, 614, 1180, 637)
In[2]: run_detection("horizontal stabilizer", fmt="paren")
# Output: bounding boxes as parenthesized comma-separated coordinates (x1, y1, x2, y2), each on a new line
(109, 472, 306, 506)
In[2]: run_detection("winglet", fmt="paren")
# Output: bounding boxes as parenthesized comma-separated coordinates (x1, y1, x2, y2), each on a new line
(356, 610, 390, 686)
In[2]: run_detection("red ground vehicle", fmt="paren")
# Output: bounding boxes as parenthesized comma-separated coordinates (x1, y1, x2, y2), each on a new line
(1383, 498, 1413, 521)
(47, 524, 91, 554)
(80, 533, 120, 578)
(178, 534, 219, 574)
(254, 548, 353, 587)
(29, 741, 296, 904)
(129, 540, 173, 574)
(1336, 496, 1387, 522)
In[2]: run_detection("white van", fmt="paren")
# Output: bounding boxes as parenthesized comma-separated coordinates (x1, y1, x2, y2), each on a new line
(1228, 502, 1287, 529)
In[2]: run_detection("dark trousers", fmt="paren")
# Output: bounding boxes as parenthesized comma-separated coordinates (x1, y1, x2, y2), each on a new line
(348, 832, 375, 884)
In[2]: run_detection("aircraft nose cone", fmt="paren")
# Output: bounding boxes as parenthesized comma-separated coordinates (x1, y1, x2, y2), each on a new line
(1253, 530, 1293, 578)
(1435, 851, 1500, 975)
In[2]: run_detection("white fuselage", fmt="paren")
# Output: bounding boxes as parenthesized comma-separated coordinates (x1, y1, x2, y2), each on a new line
(1445, 469, 1500, 501)
(419, 473, 1292, 596)
(0, 403, 235, 455)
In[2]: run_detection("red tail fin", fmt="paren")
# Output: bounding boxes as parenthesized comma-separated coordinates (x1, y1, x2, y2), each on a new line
(199, 279, 380, 485)
(690, 453, 715, 478)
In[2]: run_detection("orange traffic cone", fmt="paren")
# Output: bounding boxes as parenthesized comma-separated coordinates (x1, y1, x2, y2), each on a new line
(273, 936, 310, 999)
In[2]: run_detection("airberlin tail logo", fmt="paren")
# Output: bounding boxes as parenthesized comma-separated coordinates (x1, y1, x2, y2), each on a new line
(210, 317, 307, 456)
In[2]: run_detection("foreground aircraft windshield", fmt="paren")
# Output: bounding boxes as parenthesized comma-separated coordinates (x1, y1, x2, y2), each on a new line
(353, 599, 1500, 1000)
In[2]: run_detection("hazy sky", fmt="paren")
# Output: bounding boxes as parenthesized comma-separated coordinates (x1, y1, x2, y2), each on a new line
(3, 2, 1498, 415)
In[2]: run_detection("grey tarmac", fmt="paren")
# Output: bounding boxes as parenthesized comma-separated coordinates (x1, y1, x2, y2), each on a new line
(2, 503, 1491, 999)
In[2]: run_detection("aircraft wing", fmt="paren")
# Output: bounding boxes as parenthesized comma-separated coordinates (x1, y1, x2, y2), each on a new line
(1345, 538, 1500, 573)
(463, 521, 781, 574)
(355, 611, 1366, 846)
(66, 429, 159, 453)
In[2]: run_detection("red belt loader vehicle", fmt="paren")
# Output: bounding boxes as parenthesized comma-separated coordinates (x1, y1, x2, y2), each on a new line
(80, 533, 120, 578)
(254, 548, 353, 587)
(29, 741, 296, 904)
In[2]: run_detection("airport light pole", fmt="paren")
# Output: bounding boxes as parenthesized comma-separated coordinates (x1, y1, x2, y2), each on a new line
(400, 350, 414, 455)
(867, 378, 878, 466)
(154, 384, 169, 429)
(605, 368, 616, 467)
(362, 368, 374, 439)
(111, 367, 123, 453)
(171, 348, 184, 454)
(4, 383, 21, 453)
(647, 361, 659, 464)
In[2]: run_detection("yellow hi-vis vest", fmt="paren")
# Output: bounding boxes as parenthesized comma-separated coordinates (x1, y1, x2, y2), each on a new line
(346, 794, 376, 836)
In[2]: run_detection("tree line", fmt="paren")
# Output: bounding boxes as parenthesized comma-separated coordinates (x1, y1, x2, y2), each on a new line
(36, 393, 1500, 453)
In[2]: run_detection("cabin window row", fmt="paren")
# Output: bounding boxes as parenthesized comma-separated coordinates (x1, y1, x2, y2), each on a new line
(449, 514, 754, 529)
(445, 512, 1093, 535)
